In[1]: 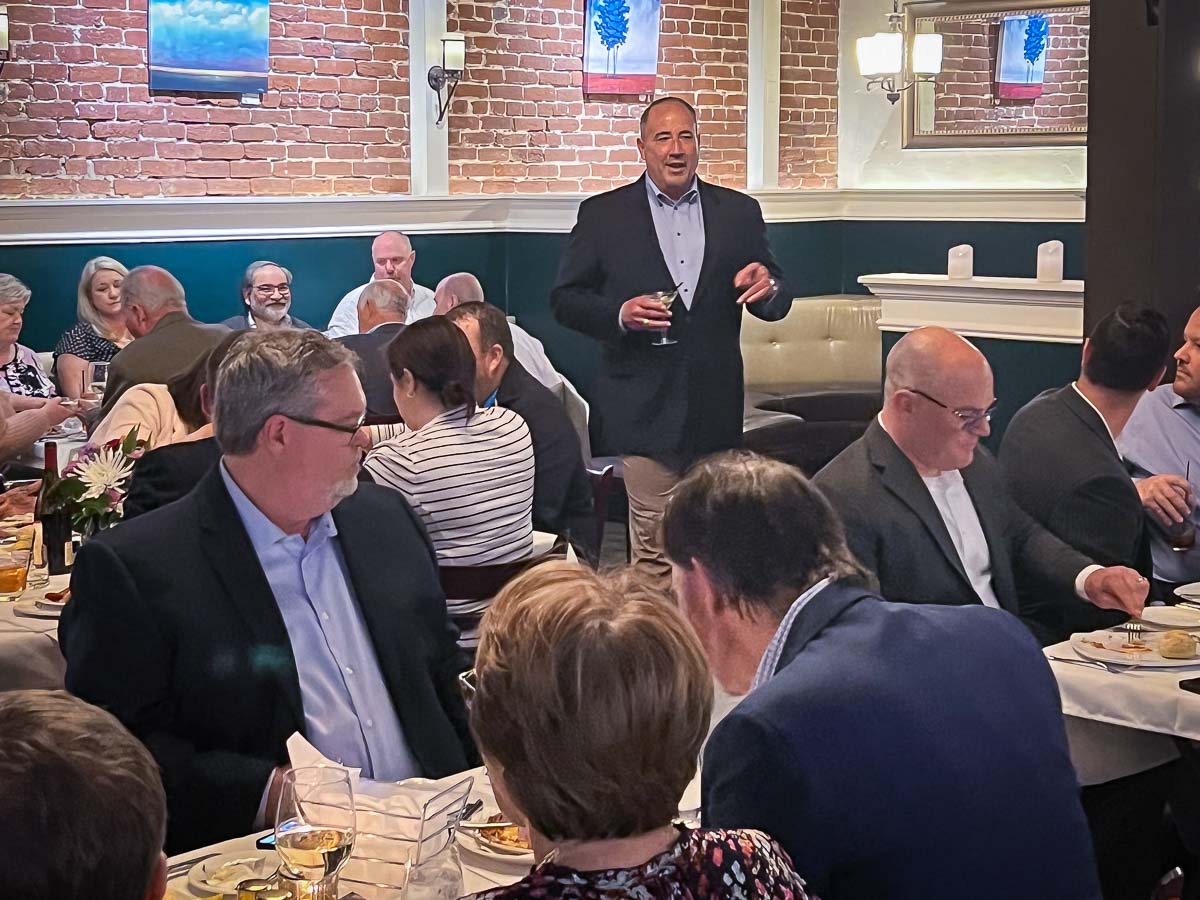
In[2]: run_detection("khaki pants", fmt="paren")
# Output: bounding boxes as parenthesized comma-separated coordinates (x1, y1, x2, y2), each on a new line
(623, 455, 681, 589)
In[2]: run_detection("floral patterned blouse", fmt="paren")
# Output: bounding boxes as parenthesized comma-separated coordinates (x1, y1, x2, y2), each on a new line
(468, 827, 815, 900)
(0, 343, 55, 398)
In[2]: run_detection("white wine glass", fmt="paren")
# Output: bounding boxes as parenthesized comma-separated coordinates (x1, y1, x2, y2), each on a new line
(87, 361, 109, 399)
(275, 767, 356, 900)
(650, 289, 679, 347)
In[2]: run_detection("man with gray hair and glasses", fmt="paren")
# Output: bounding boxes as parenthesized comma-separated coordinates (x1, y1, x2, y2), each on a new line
(61, 329, 476, 852)
(813, 325, 1148, 640)
(0, 690, 169, 900)
(221, 260, 314, 333)
(101, 264, 229, 415)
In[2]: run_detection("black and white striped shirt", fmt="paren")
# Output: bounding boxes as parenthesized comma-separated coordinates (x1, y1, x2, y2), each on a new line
(363, 405, 535, 567)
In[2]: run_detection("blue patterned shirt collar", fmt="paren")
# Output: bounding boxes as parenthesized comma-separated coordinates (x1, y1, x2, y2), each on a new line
(750, 576, 834, 691)
(646, 174, 699, 209)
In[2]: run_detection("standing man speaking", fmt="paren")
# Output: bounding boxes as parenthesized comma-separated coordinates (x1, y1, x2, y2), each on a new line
(551, 97, 792, 580)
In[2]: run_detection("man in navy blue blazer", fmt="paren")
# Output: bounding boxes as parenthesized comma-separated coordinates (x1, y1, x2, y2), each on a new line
(663, 451, 1100, 900)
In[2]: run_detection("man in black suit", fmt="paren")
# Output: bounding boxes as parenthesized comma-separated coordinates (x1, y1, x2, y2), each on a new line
(446, 301, 597, 563)
(813, 326, 1148, 641)
(122, 437, 220, 520)
(1001, 304, 1169, 640)
(663, 453, 1101, 900)
(335, 278, 409, 422)
(551, 96, 791, 581)
(61, 330, 474, 852)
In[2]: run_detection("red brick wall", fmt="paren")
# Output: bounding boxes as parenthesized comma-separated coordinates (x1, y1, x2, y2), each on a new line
(933, 12, 1088, 132)
(1, 0, 839, 199)
(446, 0, 755, 194)
(778, 0, 837, 189)
(0, 0, 411, 198)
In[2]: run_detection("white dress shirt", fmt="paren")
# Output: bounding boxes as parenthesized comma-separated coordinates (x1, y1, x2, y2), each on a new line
(325, 281, 436, 338)
(921, 470, 1003, 609)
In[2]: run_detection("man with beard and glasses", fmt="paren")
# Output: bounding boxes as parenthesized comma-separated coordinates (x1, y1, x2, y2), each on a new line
(60, 330, 476, 853)
(221, 260, 314, 332)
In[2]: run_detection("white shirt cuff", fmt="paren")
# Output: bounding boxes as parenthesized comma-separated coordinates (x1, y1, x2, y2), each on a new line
(1075, 564, 1103, 601)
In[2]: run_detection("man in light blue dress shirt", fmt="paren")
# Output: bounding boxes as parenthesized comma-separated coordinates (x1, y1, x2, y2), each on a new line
(1118, 305, 1200, 589)
(61, 330, 474, 851)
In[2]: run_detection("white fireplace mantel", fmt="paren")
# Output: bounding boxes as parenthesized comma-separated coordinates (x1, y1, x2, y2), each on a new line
(859, 273, 1085, 344)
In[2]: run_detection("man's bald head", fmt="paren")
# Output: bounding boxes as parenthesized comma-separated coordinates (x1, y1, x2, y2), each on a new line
(433, 272, 485, 315)
(371, 231, 416, 284)
(881, 327, 995, 476)
(119, 265, 187, 338)
(884, 327, 991, 401)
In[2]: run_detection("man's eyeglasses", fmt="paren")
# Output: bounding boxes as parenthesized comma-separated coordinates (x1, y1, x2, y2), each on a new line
(253, 284, 291, 298)
(281, 413, 366, 444)
(906, 387, 997, 429)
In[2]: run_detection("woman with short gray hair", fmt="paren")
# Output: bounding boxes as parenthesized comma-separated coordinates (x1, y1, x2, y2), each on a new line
(0, 274, 57, 401)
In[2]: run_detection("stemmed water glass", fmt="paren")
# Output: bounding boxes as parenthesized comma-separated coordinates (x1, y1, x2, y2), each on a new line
(274, 767, 356, 900)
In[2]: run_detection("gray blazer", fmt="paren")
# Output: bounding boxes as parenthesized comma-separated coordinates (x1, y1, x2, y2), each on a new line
(814, 419, 1093, 640)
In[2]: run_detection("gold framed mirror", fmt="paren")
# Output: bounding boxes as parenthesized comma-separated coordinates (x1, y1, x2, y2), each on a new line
(902, 0, 1089, 149)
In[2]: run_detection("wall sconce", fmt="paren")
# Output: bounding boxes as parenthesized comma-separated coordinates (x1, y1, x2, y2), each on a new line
(427, 34, 466, 126)
(856, 1, 942, 104)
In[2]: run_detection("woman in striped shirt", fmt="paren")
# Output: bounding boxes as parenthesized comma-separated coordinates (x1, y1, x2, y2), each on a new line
(363, 317, 535, 567)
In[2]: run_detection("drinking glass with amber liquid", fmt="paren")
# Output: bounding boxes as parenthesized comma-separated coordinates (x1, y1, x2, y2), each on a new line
(0, 550, 30, 601)
(275, 767, 356, 900)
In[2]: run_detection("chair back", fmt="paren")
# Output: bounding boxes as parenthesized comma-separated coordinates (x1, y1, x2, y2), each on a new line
(439, 538, 569, 650)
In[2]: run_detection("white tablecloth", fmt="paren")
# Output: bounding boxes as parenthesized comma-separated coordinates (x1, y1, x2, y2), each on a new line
(0, 574, 70, 692)
(1046, 639, 1199, 784)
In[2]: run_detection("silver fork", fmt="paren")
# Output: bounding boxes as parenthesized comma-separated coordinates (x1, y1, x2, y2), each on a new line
(1123, 622, 1146, 642)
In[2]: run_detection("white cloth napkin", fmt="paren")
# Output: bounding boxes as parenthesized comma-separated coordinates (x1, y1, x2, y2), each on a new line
(285, 734, 475, 898)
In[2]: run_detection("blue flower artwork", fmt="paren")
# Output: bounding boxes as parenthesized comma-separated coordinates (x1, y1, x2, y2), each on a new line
(149, 0, 270, 94)
(583, 0, 661, 94)
(995, 14, 1049, 100)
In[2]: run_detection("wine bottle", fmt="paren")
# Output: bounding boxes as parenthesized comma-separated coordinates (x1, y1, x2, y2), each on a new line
(36, 441, 72, 575)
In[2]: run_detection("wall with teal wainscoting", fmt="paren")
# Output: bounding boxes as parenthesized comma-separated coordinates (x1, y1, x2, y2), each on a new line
(0, 217, 1085, 442)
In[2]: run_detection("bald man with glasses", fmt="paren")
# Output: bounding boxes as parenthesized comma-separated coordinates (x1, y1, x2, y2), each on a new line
(813, 326, 1148, 643)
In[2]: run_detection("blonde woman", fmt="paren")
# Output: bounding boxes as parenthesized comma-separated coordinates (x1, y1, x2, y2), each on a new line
(54, 256, 133, 398)
(467, 561, 815, 900)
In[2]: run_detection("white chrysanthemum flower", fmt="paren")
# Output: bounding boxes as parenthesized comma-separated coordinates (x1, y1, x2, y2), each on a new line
(75, 446, 135, 500)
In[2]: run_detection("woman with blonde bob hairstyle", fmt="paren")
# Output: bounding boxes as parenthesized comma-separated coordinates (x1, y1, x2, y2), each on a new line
(466, 560, 814, 900)
(54, 256, 132, 398)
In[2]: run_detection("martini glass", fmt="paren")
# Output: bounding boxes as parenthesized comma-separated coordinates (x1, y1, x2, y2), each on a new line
(650, 289, 679, 346)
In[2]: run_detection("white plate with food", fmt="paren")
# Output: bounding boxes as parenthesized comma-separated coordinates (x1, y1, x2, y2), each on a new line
(456, 817, 535, 865)
(187, 851, 278, 896)
(1140, 606, 1200, 629)
(1071, 630, 1200, 668)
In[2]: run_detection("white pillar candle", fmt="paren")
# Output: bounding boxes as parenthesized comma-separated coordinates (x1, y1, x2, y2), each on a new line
(947, 244, 974, 280)
(1037, 240, 1064, 283)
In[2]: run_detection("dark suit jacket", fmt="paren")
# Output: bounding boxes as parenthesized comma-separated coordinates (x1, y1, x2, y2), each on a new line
(550, 175, 791, 462)
(1000, 385, 1148, 639)
(702, 581, 1101, 900)
(219, 312, 315, 331)
(496, 360, 596, 562)
(103, 312, 230, 417)
(123, 437, 221, 520)
(814, 420, 1093, 639)
(60, 467, 476, 852)
(336, 322, 405, 421)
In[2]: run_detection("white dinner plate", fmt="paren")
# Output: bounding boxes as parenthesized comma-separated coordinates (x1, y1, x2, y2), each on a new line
(1141, 606, 1200, 629)
(455, 827, 535, 865)
(1070, 631, 1200, 668)
(187, 851, 278, 896)
(12, 599, 59, 620)
(1174, 583, 1200, 601)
